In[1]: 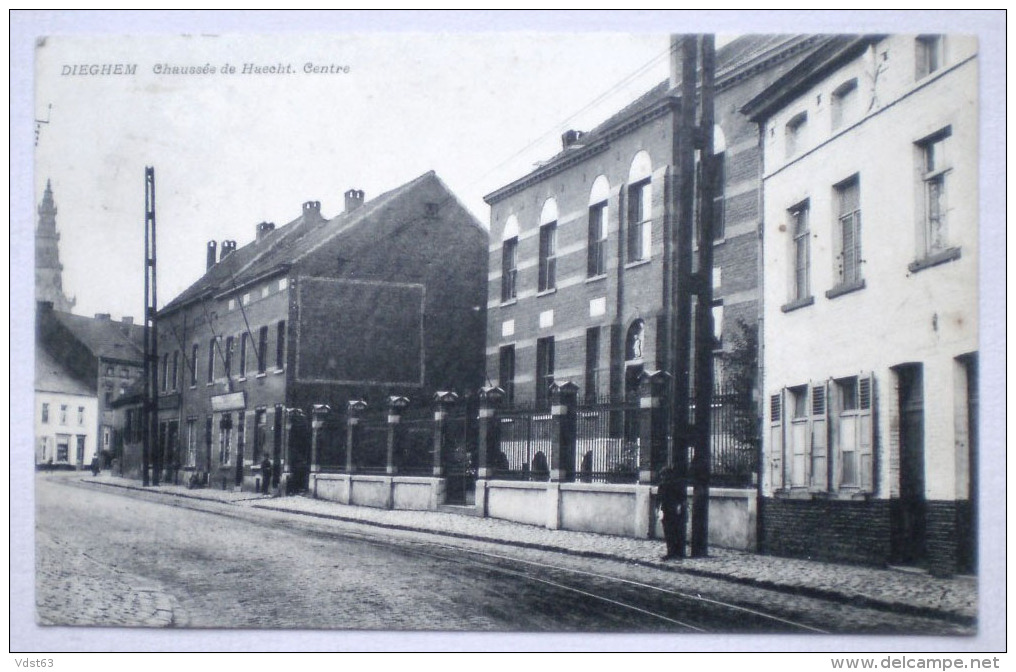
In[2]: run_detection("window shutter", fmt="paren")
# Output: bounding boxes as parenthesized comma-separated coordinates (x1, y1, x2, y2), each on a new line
(649, 166, 668, 257)
(768, 390, 784, 492)
(858, 372, 875, 492)
(809, 381, 829, 491)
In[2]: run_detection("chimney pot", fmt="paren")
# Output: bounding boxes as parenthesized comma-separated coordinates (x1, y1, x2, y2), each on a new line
(220, 240, 237, 261)
(344, 189, 365, 213)
(561, 129, 584, 150)
(206, 241, 217, 271)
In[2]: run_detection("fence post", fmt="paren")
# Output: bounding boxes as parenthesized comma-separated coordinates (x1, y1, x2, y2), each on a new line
(639, 370, 671, 484)
(386, 396, 410, 476)
(476, 385, 505, 479)
(310, 404, 330, 474)
(432, 391, 459, 477)
(549, 381, 579, 482)
(345, 400, 367, 474)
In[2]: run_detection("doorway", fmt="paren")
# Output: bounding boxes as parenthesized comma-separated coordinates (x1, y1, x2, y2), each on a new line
(891, 364, 926, 566)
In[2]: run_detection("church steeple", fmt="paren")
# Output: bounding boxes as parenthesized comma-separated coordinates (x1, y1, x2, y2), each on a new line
(35, 179, 75, 311)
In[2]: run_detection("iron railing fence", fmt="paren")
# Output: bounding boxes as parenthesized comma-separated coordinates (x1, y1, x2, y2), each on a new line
(574, 396, 641, 484)
(494, 405, 554, 481)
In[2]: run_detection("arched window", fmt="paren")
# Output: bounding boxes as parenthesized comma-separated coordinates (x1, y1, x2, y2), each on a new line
(785, 111, 808, 158)
(587, 176, 609, 277)
(627, 151, 653, 262)
(501, 215, 519, 302)
(538, 199, 558, 292)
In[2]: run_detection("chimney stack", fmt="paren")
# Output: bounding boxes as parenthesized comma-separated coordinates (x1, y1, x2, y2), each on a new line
(220, 240, 237, 261)
(206, 240, 217, 270)
(94, 313, 111, 321)
(561, 129, 585, 150)
(256, 221, 276, 242)
(669, 34, 682, 90)
(344, 189, 365, 213)
(302, 201, 321, 218)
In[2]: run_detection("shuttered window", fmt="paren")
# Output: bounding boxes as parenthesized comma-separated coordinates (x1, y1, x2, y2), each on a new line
(769, 391, 785, 492)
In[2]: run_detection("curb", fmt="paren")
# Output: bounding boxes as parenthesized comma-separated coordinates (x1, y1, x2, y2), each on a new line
(81, 478, 975, 627)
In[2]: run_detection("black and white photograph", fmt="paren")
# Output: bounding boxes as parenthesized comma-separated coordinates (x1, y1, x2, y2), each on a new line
(11, 10, 1006, 656)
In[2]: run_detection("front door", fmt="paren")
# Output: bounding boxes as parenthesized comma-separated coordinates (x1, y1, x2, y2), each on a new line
(892, 364, 926, 566)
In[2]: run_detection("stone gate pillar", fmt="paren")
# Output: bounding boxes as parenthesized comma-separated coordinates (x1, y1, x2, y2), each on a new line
(386, 396, 410, 476)
(476, 385, 505, 480)
(638, 370, 671, 484)
(432, 391, 459, 477)
(310, 404, 330, 474)
(549, 381, 579, 482)
(345, 400, 367, 473)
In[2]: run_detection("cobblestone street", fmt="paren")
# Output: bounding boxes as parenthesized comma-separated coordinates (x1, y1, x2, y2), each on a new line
(34, 473, 976, 638)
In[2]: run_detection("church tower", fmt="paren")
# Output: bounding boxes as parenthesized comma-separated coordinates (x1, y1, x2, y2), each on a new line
(35, 180, 75, 312)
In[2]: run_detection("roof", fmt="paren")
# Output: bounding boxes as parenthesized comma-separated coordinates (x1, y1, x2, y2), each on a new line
(741, 35, 882, 122)
(161, 171, 474, 316)
(50, 310, 145, 363)
(35, 344, 94, 396)
(484, 35, 820, 204)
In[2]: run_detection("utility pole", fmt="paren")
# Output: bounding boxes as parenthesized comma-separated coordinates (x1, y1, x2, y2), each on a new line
(668, 34, 698, 558)
(691, 35, 716, 557)
(143, 167, 159, 486)
(668, 34, 717, 558)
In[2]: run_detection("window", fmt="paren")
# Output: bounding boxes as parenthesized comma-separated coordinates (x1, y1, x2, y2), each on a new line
(77, 406, 84, 425)
(106, 365, 114, 376)
(538, 222, 557, 292)
(76, 435, 85, 464)
(916, 129, 955, 262)
(831, 79, 858, 131)
(535, 337, 555, 409)
(219, 414, 232, 464)
(224, 336, 234, 377)
(171, 351, 179, 390)
(276, 321, 286, 370)
(836, 375, 873, 489)
(121, 367, 129, 378)
(41, 403, 49, 424)
(789, 201, 811, 303)
(627, 180, 652, 262)
(785, 111, 807, 158)
(237, 411, 246, 465)
(584, 327, 600, 403)
(916, 35, 943, 79)
(191, 344, 199, 386)
(239, 334, 248, 377)
(60, 405, 67, 425)
(711, 153, 726, 240)
(587, 202, 607, 277)
(56, 436, 69, 462)
(257, 326, 269, 374)
(498, 345, 515, 407)
(161, 353, 169, 391)
(205, 416, 213, 467)
(834, 177, 862, 287)
(501, 237, 518, 302)
(207, 338, 216, 383)
(253, 409, 267, 463)
(186, 418, 196, 467)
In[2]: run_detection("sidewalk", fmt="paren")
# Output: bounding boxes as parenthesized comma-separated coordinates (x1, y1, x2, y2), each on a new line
(81, 472, 977, 625)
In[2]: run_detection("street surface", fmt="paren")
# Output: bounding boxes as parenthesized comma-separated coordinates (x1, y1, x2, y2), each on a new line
(36, 473, 971, 634)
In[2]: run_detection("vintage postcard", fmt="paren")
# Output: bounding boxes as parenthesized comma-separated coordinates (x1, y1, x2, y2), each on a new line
(12, 10, 1005, 655)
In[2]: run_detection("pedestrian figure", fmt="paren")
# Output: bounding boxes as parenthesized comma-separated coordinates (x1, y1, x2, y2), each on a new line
(657, 466, 683, 560)
(260, 456, 273, 494)
(90, 456, 100, 477)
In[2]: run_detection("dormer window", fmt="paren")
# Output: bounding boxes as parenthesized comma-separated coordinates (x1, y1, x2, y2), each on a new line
(916, 35, 944, 80)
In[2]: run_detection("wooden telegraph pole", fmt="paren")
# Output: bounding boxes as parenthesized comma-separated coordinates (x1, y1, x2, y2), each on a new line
(668, 34, 717, 558)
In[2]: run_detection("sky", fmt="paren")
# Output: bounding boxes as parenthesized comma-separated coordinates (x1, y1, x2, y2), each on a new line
(30, 29, 679, 320)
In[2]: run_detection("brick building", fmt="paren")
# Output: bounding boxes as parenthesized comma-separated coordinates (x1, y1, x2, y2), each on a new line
(149, 171, 487, 493)
(483, 36, 821, 416)
(743, 35, 978, 574)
